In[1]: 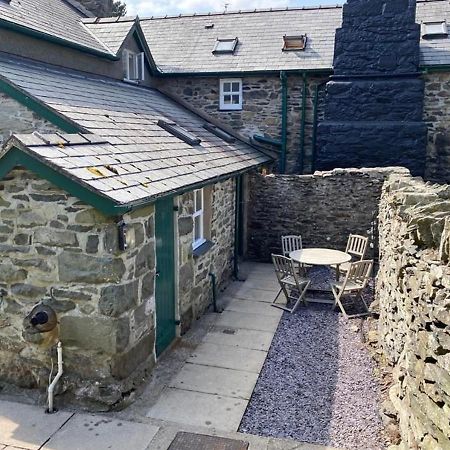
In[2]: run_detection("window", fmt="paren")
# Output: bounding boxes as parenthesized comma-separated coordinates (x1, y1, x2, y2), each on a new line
(193, 189, 205, 249)
(157, 119, 201, 146)
(422, 21, 448, 39)
(219, 79, 242, 111)
(282, 35, 307, 51)
(123, 49, 145, 82)
(213, 38, 238, 54)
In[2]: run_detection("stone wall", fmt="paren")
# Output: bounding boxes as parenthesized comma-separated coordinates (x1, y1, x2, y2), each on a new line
(376, 173, 450, 449)
(424, 72, 450, 184)
(316, 0, 428, 177)
(0, 169, 156, 410)
(176, 178, 236, 332)
(158, 74, 328, 174)
(246, 167, 408, 261)
(0, 94, 60, 146)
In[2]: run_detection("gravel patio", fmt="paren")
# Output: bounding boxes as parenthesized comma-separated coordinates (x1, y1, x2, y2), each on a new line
(239, 268, 385, 450)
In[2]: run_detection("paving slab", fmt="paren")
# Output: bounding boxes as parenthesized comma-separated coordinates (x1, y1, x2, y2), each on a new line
(214, 311, 280, 333)
(235, 278, 280, 292)
(223, 298, 283, 318)
(168, 432, 249, 450)
(146, 388, 247, 432)
(224, 285, 278, 304)
(42, 414, 159, 450)
(187, 342, 267, 373)
(169, 363, 258, 400)
(204, 327, 275, 351)
(0, 400, 73, 450)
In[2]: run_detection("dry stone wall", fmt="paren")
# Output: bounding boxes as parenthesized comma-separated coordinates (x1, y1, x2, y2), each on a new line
(158, 74, 327, 174)
(177, 179, 235, 332)
(376, 173, 450, 449)
(246, 167, 408, 261)
(0, 169, 156, 409)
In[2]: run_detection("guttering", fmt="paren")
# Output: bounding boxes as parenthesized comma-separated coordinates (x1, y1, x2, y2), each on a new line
(280, 71, 288, 174)
(0, 19, 119, 61)
(253, 134, 282, 149)
(299, 72, 308, 174)
(157, 68, 333, 78)
(421, 65, 450, 73)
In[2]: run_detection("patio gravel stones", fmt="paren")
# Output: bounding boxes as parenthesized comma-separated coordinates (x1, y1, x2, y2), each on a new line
(239, 303, 384, 450)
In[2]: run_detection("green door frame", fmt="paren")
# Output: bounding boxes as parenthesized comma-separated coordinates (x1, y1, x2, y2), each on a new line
(154, 196, 176, 356)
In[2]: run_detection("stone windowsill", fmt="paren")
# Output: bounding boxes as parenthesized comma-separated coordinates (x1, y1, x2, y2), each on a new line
(193, 240, 214, 258)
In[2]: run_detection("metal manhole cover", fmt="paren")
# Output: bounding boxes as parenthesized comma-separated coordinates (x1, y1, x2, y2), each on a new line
(168, 432, 249, 450)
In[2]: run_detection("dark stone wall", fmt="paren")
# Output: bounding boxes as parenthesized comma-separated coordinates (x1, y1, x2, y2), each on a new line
(246, 167, 409, 262)
(317, 0, 427, 176)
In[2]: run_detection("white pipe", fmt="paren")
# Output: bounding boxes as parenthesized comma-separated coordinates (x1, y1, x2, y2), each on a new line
(47, 341, 63, 413)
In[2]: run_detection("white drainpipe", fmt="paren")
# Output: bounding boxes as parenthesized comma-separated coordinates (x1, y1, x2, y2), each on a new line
(47, 341, 63, 413)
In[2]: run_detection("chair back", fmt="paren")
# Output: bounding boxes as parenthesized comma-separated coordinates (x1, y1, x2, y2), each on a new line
(344, 259, 373, 289)
(281, 235, 302, 257)
(345, 234, 369, 260)
(271, 254, 296, 280)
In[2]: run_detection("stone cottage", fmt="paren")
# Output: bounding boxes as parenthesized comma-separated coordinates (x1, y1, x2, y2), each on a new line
(0, 0, 269, 407)
(132, 0, 450, 182)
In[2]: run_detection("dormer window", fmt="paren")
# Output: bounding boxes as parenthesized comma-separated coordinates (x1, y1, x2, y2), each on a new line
(123, 49, 145, 82)
(213, 38, 238, 54)
(282, 35, 307, 51)
(422, 21, 448, 39)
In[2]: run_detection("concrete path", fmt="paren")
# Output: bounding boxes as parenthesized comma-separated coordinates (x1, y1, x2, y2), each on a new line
(0, 263, 338, 450)
(146, 263, 284, 433)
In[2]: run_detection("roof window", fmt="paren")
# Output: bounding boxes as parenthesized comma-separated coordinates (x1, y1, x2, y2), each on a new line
(422, 21, 448, 39)
(205, 23, 214, 29)
(158, 119, 201, 146)
(213, 38, 238, 54)
(203, 123, 236, 143)
(282, 35, 307, 51)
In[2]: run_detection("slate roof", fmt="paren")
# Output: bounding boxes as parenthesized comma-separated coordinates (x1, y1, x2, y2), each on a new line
(0, 0, 115, 57)
(82, 16, 137, 54)
(0, 55, 269, 206)
(133, 0, 450, 73)
(417, 0, 450, 66)
(140, 6, 342, 74)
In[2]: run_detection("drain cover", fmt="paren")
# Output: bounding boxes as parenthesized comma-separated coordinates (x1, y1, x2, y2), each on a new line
(168, 432, 248, 450)
(222, 329, 236, 335)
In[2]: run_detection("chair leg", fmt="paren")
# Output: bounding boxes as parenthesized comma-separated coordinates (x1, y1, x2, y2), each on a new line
(331, 284, 349, 318)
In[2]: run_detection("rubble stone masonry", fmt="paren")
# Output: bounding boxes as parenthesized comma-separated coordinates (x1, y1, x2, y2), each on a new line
(377, 173, 450, 449)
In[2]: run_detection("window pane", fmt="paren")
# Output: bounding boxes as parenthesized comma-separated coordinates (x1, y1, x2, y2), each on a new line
(194, 215, 202, 241)
(231, 82, 240, 92)
(232, 95, 240, 104)
(223, 82, 231, 92)
(195, 190, 202, 211)
(223, 94, 231, 104)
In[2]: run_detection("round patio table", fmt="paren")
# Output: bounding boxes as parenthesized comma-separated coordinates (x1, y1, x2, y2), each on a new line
(289, 248, 351, 304)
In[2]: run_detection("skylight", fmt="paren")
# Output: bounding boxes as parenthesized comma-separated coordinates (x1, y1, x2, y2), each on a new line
(203, 123, 236, 143)
(422, 21, 448, 39)
(213, 38, 238, 54)
(282, 35, 307, 51)
(158, 119, 201, 146)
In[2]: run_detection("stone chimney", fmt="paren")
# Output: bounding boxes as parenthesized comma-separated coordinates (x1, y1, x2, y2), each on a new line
(76, 0, 113, 17)
(316, 0, 427, 176)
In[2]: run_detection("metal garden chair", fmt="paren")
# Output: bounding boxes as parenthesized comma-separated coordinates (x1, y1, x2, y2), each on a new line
(271, 254, 311, 313)
(330, 259, 373, 319)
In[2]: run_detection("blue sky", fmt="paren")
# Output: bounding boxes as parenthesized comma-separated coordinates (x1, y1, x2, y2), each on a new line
(127, 0, 344, 18)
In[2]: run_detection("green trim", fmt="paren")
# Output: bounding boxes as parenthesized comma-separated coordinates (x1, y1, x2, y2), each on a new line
(158, 68, 333, 78)
(280, 71, 288, 174)
(311, 82, 320, 173)
(0, 78, 83, 133)
(0, 147, 127, 216)
(421, 65, 450, 73)
(133, 23, 159, 76)
(0, 19, 119, 61)
(253, 134, 281, 148)
(299, 72, 307, 174)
